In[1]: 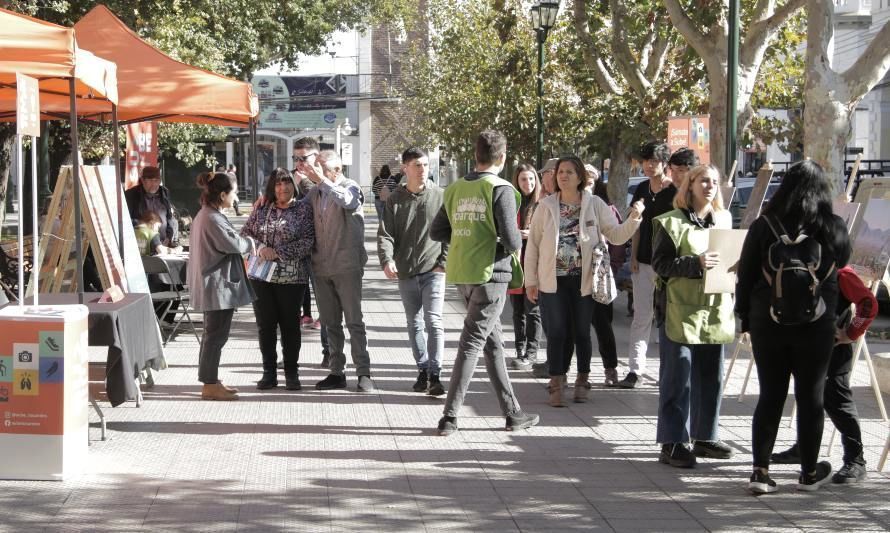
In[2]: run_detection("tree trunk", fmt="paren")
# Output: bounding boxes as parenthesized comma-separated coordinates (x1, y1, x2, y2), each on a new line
(607, 135, 632, 212)
(707, 73, 728, 176)
(803, 83, 851, 193)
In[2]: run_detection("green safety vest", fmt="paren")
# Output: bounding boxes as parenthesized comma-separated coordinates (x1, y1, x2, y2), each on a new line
(444, 174, 519, 284)
(134, 224, 156, 256)
(653, 209, 735, 345)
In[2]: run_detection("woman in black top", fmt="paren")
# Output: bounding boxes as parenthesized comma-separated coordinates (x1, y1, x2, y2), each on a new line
(735, 160, 851, 494)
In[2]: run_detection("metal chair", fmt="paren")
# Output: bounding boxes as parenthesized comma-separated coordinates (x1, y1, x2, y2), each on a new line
(141, 255, 200, 345)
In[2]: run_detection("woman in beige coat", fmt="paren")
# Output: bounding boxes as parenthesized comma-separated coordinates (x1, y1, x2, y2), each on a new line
(524, 156, 644, 406)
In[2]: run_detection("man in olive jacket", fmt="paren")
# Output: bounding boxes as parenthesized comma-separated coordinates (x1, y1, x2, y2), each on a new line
(377, 147, 448, 396)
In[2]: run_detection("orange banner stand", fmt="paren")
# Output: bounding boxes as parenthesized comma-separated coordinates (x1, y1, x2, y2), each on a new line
(0, 305, 89, 480)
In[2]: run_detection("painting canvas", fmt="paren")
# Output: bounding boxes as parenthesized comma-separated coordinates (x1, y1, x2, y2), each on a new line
(849, 198, 890, 284)
(96, 166, 150, 293)
(739, 166, 774, 229)
(704, 229, 748, 293)
(832, 200, 861, 231)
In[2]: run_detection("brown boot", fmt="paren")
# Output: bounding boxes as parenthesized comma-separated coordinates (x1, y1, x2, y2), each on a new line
(548, 377, 564, 407)
(574, 373, 591, 403)
(218, 381, 239, 393)
(201, 382, 239, 401)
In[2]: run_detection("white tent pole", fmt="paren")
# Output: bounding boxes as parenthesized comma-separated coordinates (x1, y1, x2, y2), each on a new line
(31, 134, 39, 305)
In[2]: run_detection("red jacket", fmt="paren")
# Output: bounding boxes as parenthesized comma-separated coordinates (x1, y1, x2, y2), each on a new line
(837, 266, 878, 341)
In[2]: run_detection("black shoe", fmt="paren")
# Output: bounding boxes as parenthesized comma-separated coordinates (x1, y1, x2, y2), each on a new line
(616, 372, 639, 389)
(356, 375, 376, 393)
(797, 461, 832, 492)
(412, 371, 429, 392)
(832, 460, 867, 484)
(659, 443, 696, 468)
(256, 374, 278, 390)
(770, 443, 800, 464)
(505, 411, 540, 431)
(693, 440, 734, 459)
(315, 374, 347, 390)
(285, 376, 302, 391)
(427, 374, 445, 396)
(748, 470, 778, 494)
(438, 416, 458, 436)
(511, 356, 532, 370)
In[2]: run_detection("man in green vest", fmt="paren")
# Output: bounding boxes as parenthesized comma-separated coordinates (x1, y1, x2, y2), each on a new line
(430, 129, 540, 436)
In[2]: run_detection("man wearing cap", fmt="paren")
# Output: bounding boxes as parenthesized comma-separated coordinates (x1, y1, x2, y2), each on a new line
(125, 166, 179, 248)
(539, 158, 559, 196)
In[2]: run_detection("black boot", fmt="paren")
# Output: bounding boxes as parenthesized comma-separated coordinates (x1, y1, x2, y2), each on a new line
(412, 371, 429, 392)
(285, 374, 302, 391)
(256, 371, 278, 390)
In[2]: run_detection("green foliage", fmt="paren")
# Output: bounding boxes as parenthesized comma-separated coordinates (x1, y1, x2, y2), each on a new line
(2, 0, 410, 165)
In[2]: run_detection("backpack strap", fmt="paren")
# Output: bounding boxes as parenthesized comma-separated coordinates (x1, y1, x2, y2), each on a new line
(762, 215, 782, 240)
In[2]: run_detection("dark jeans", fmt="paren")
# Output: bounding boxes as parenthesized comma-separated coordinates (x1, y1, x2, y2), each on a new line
(251, 279, 306, 377)
(510, 293, 541, 358)
(539, 276, 594, 376)
(301, 281, 312, 317)
(750, 318, 835, 473)
(824, 342, 864, 464)
(198, 309, 235, 384)
(656, 327, 723, 444)
(592, 301, 618, 369)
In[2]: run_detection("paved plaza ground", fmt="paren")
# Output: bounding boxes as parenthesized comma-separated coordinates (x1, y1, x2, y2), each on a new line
(1, 213, 889, 532)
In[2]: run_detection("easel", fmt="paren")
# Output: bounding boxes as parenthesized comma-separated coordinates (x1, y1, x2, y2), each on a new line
(29, 166, 128, 294)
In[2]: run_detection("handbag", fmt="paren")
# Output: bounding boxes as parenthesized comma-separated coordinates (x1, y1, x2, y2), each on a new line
(589, 218, 618, 304)
(508, 250, 524, 290)
(246, 251, 277, 282)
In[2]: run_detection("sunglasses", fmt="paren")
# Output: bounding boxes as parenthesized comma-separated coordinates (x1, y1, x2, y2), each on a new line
(293, 153, 317, 164)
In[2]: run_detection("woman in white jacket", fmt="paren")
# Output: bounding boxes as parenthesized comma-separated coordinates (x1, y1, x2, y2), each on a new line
(525, 156, 645, 406)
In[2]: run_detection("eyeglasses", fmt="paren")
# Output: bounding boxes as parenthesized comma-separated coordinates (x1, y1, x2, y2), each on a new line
(293, 153, 317, 164)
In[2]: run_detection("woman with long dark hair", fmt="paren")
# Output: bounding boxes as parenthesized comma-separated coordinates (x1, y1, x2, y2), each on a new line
(525, 156, 644, 406)
(241, 168, 315, 391)
(736, 160, 851, 493)
(508, 163, 543, 370)
(188, 172, 256, 400)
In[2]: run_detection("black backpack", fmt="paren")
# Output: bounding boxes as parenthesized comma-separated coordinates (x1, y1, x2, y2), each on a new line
(760, 216, 835, 325)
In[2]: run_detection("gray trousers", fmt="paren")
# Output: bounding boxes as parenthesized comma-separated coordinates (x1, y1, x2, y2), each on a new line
(442, 282, 521, 418)
(314, 270, 372, 376)
(198, 308, 235, 384)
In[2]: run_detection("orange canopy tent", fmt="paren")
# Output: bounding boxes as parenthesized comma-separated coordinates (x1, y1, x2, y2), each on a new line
(73, 4, 258, 127)
(0, 7, 120, 300)
(0, 7, 118, 119)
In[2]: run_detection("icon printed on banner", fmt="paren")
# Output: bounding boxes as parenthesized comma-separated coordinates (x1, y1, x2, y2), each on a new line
(40, 357, 63, 383)
(12, 370, 38, 396)
(45, 361, 59, 378)
(46, 338, 60, 352)
(13, 344, 39, 370)
(0, 359, 6, 377)
(0, 384, 8, 402)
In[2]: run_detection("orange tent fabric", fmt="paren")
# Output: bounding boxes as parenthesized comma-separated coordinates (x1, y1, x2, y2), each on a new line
(74, 5, 258, 126)
(0, 7, 119, 119)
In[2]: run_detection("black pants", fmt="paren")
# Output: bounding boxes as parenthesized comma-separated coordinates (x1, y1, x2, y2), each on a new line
(540, 276, 594, 376)
(750, 318, 835, 473)
(824, 342, 864, 464)
(510, 293, 541, 358)
(591, 301, 618, 369)
(301, 282, 312, 317)
(250, 280, 307, 377)
(198, 309, 235, 384)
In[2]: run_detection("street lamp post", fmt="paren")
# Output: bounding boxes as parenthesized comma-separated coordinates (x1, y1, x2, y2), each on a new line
(335, 117, 353, 155)
(530, 1, 560, 170)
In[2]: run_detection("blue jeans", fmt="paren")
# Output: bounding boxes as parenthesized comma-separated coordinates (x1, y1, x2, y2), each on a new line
(539, 276, 594, 376)
(656, 326, 724, 444)
(374, 199, 385, 222)
(398, 271, 446, 374)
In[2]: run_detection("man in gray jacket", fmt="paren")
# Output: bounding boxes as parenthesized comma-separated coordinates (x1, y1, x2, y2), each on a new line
(377, 147, 448, 396)
(300, 150, 374, 392)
